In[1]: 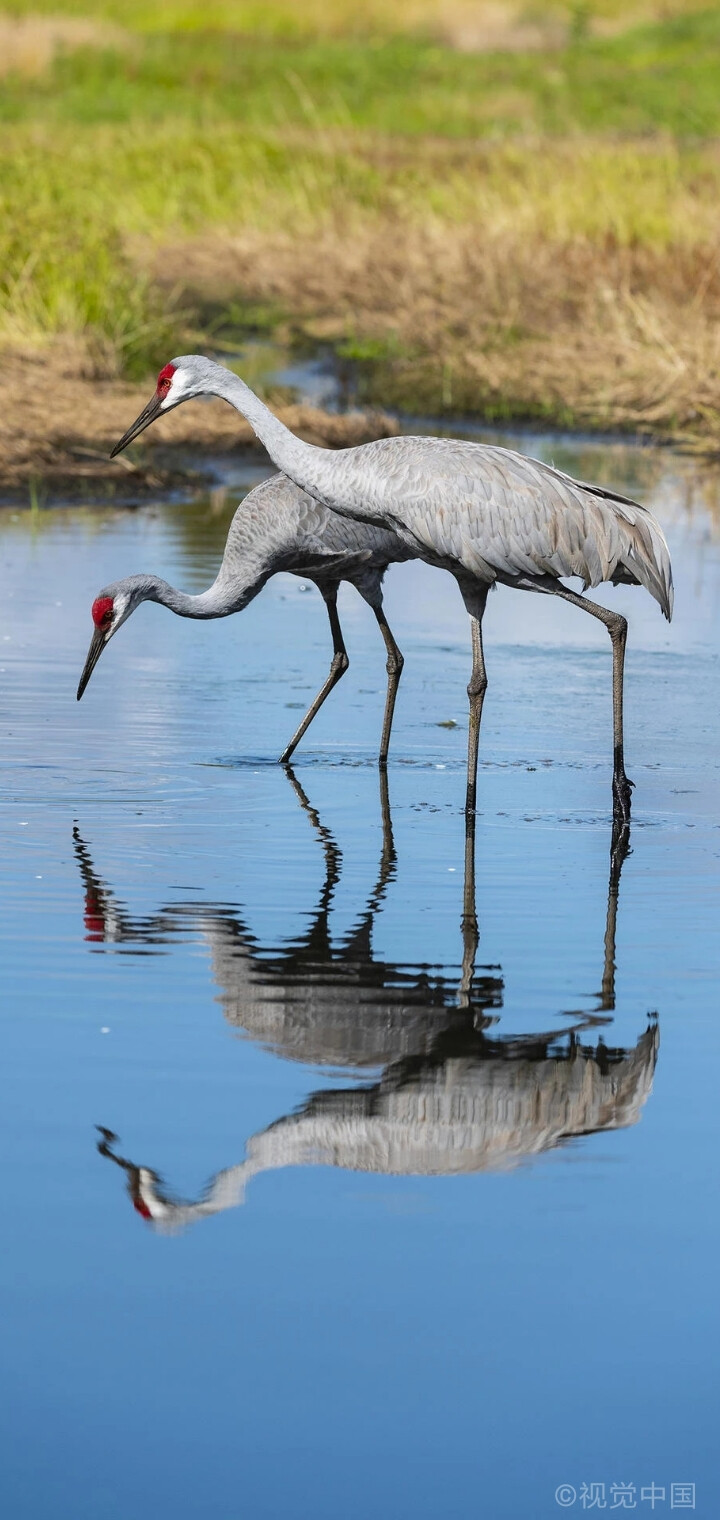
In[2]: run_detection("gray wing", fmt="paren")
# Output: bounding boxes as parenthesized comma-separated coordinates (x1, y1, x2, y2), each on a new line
(224, 472, 413, 581)
(339, 438, 674, 620)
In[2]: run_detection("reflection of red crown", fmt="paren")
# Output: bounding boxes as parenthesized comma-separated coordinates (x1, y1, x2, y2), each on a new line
(83, 891, 105, 940)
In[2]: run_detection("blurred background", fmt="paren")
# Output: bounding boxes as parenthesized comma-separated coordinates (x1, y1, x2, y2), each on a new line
(3, 0, 720, 472)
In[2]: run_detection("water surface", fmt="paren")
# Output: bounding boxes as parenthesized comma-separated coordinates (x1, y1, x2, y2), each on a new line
(1, 432, 718, 1519)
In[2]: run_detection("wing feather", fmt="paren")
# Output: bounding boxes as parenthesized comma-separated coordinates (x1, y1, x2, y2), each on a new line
(352, 438, 673, 620)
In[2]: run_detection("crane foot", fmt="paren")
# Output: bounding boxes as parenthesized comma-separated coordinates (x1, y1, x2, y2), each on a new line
(612, 770, 634, 826)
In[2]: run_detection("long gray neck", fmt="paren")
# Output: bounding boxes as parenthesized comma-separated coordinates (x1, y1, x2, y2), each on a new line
(209, 367, 345, 507)
(145, 575, 244, 619)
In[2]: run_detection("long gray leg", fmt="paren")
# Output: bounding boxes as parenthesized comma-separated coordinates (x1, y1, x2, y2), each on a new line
(459, 585, 490, 815)
(549, 583, 633, 824)
(280, 584, 349, 764)
(466, 614, 488, 814)
(371, 604, 405, 767)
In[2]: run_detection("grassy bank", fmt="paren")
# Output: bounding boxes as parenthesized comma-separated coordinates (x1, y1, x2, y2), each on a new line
(3, 0, 720, 446)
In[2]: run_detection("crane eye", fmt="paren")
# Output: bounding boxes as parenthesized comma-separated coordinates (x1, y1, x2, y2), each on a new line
(156, 363, 176, 398)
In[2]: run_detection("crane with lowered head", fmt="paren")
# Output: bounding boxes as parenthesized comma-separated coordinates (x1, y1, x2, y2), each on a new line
(78, 471, 420, 765)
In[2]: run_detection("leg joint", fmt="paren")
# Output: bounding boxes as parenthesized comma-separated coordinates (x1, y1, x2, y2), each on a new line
(467, 672, 488, 700)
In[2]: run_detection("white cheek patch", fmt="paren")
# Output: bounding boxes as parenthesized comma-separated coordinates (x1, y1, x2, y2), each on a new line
(162, 368, 191, 408)
(110, 594, 130, 632)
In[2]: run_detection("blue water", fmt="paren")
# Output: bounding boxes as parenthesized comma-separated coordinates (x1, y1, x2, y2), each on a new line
(1, 436, 718, 1519)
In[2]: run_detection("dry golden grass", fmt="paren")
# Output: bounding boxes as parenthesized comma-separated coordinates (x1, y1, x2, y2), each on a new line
(0, 345, 399, 495)
(355, 0, 707, 50)
(0, 14, 127, 76)
(4, 108, 720, 445)
(316, 0, 567, 51)
(139, 133, 720, 442)
(2, 0, 710, 45)
(156, 215, 720, 441)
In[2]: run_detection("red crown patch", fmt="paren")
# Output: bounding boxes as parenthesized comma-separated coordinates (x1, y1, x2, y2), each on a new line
(91, 596, 114, 628)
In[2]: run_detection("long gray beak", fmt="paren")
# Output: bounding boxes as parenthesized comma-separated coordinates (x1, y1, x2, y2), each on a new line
(110, 392, 163, 457)
(77, 627, 108, 700)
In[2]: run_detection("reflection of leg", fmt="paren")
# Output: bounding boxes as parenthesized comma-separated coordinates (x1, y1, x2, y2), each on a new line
(363, 766, 398, 920)
(549, 584, 633, 824)
(372, 604, 405, 767)
(97, 1126, 131, 1172)
(459, 806, 479, 1006)
(466, 606, 489, 815)
(336, 761, 397, 958)
(280, 585, 349, 764)
(96, 1125, 145, 1194)
(377, 766, 396, 889)
(282, 763, 342, 901)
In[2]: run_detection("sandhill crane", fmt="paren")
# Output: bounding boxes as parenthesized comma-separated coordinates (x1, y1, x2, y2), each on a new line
(77, 472, 416, 765)
(80, 776, 656, 1231)
(112, 357, 674, 820)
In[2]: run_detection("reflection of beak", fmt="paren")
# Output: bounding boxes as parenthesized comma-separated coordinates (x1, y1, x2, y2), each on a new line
(77, 627, 108, 700)
(110, 392, 163, 457)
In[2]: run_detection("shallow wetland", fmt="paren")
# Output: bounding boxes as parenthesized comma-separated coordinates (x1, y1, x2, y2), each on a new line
(1, 411, 718, 1517)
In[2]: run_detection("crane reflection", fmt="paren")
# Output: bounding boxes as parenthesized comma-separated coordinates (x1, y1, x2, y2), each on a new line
(74, 784, 658, 1232)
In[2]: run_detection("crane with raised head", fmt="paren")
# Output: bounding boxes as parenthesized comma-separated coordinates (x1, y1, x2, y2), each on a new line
(77, 471, 417, 765)
(112, 357, 674, 820)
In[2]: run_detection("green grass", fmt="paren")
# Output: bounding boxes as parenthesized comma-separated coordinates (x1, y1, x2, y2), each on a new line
(3, 0, 720, 415)
(3, 13, 720, 136)
(0, 0, 714, 35)
(4, 121, 717, 390)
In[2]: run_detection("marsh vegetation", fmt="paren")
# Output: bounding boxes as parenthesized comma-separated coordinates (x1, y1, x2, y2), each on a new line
(3, 0, 720, 468)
